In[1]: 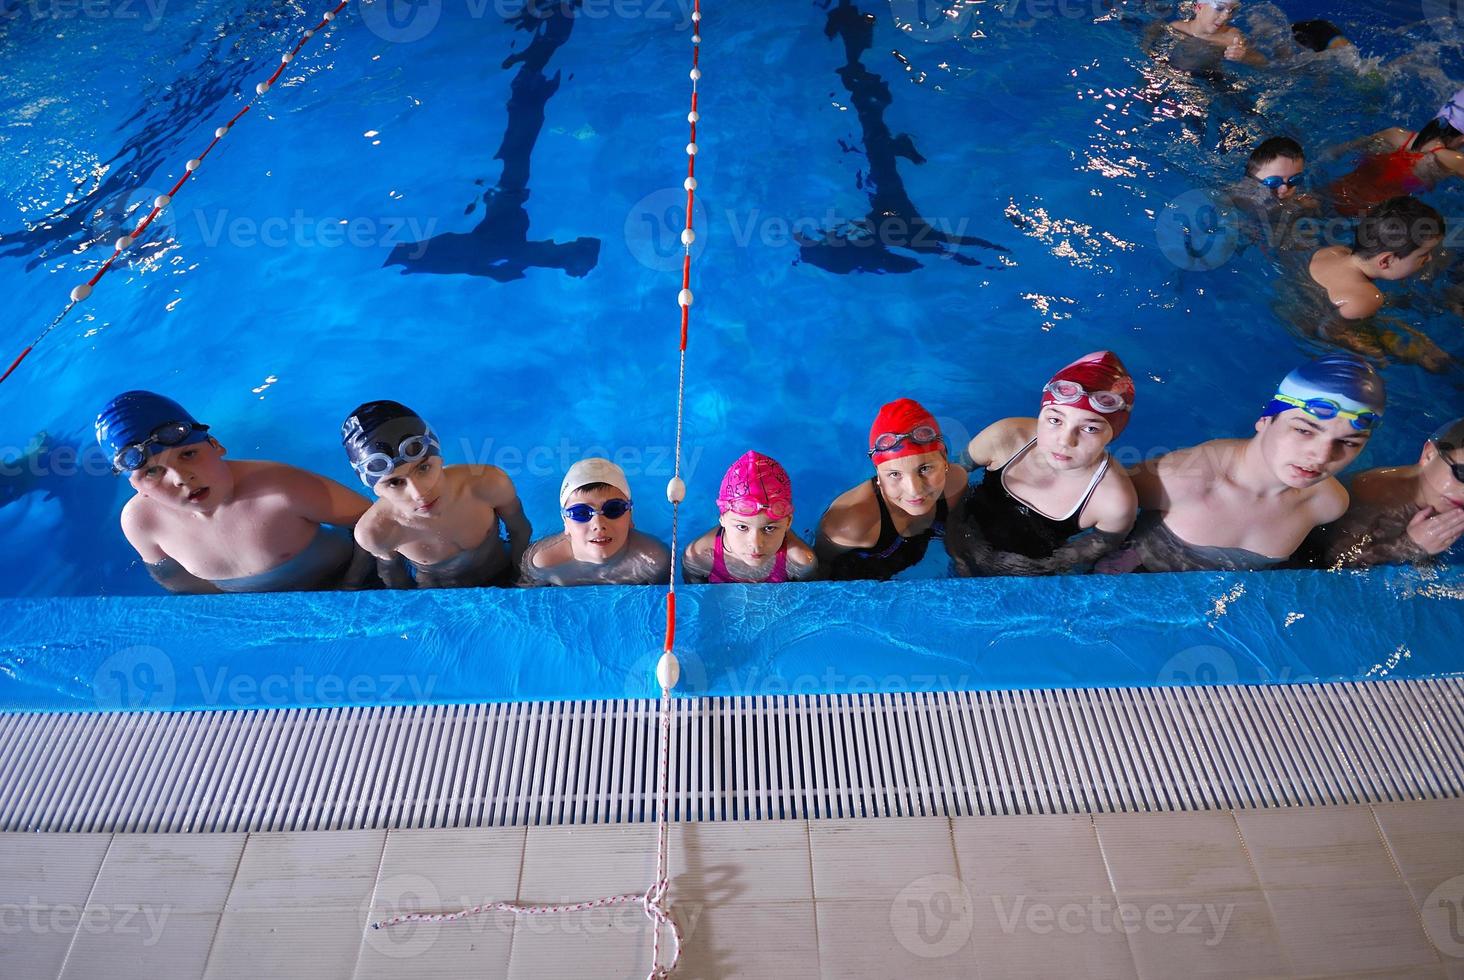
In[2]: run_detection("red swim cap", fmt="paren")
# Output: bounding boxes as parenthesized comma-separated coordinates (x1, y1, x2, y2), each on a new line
(1040, 351, 1135, 438)
(868, 398, 945, 465)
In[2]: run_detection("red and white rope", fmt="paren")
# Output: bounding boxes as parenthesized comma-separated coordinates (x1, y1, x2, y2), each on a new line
(0, 1, 350, 385)
(373, 4, 703, 977)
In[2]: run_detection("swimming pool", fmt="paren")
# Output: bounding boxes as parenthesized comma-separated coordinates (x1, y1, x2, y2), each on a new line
(1, 0, 1461, 709)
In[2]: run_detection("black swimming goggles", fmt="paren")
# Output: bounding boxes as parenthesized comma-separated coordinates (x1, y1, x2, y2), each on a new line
(112, 421, 210, 474)
(353, 429, 440, 486)
(1432, 441, 1464, 484)
(869, 425, 942, 457)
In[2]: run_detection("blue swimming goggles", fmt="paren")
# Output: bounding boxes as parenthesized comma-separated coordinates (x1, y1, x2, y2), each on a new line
(1254, 172, 1305, 192)
(111, 420, 210, 474)
(562, 498, 633, 522)
(1269, 393, 1380, 431)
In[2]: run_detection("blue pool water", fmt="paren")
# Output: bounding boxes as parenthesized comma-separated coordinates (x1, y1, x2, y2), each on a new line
(1, 0, 1462, 709)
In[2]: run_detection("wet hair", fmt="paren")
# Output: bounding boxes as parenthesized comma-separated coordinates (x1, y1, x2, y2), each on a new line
(1246, 136, 1305, 176)
(1354, 197, 1445, 260)
(1410, 119, 1463, 152)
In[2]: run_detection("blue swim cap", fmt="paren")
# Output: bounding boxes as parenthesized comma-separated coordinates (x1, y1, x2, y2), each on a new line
(96, 391, 211, 473)
(1261, 354, 1386, 424)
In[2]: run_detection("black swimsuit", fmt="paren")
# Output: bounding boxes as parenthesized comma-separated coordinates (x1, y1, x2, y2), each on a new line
(828, 477, 948, 581)
(965, 438, 1108, 560)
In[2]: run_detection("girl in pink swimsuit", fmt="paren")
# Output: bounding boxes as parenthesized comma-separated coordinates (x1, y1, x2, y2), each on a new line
(682, 451, 818, 584)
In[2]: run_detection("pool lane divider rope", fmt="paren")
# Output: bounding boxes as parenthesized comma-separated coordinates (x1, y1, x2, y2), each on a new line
(0, 1, 350, 385)
(371, 4, 703, 977)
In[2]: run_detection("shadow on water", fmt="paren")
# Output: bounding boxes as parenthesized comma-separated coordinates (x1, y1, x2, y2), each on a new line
(384, 0, 601, 281)
(795, 0, 1008, 274)
(0, 3, 294, 272)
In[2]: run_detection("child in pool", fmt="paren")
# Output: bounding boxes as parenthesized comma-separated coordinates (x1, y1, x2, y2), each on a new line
(1169, 0, 1266, 68)
(100, 390, 373, 594)
(520, 457, 671, 587)
(683, 451, 817, 584)
(1228, 137, 1321, 249)
(1101, 354, 1383, 573)
(1326, 91, 1464, 217)
(344, 401, 532, 589)
(1306, 417, 1464, 568)
(1308, 196, 1444, 323)
(948, 352, 1138, 577)
(817, 398, 968, 581)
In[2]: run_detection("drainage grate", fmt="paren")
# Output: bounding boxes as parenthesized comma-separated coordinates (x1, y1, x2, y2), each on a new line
(1, 680, 1461, 832)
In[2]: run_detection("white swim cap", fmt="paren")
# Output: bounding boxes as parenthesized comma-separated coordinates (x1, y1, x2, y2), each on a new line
(560, 457, 632, 507)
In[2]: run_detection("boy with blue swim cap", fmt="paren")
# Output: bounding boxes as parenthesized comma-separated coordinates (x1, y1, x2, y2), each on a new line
(344, 400, 532, 589)
(1104, 354, 1383, 572)
(1309, 417, 1464, 568)
(99, 390, 373, 593)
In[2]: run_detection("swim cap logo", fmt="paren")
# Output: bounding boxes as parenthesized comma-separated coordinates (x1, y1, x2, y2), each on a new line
(360, 0, 442, 43)
(1421, 875, 1464, 958)
(624, 187, 708, 273)
(92, 645, 177, 711)
(1154, 189, 1240, 272)
(890, 875, 975, 958)
(889, 0, 980, 43)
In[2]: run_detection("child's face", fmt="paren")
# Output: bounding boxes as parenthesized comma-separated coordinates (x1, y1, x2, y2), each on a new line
(1420, 442, 1464, 511)
(1197, 1, 1236, 28)
(562, 486, 632, 564)
(129, 438, 233, 513)
(1255, 411, 1370, 488)
(1035, 404, 1113, 471)
(1253, 156, 1304, 201)
(874, 451, 948, 517)
(374, 455, 445, 517)
(1375, 238, 1441, 281)
(718, 510, 790, 564)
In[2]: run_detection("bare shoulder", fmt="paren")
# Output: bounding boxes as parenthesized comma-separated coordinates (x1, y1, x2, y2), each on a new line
(1309, 477, 1350, 523)
(818, 480, 881, 549)
(1090, 463, 1139, 523)
(969, 418, 1032, 468)
(1346, 467, 1399, 507)
(784, 531, 817, 567)
(460, 464, 517, 504)
(353, 503, 401, 558)
(943, 462, 970, 502)
(529, 534, 572, 569)
(685, 527, 717, 559)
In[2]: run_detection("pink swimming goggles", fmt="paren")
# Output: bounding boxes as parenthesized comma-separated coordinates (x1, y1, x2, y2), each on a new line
(717, 451, 794, 522)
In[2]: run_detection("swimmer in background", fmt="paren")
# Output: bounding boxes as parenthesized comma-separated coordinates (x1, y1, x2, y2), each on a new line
(683, 451, 817, 584)
(1306, 417, 1464, 569)
(1228, 136, 1320, 250)
(1302, 196, 1450, 372)
(1099, 354, 1383, 573)
(343, 401, 531, 589)
(817, 398, 968, 581)
(948, 352, 1138, 577)
(1288, 19, 1351, 55)
(1168, 0, 1266, 69)
(520, 457, 670, 587)
(100, 390, 373, 594)
(1326, 90, 1464, 217)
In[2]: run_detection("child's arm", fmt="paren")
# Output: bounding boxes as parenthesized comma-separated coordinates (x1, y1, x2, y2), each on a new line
(288, 466, 373, 526)
(469, 467, 532, 570)
(143, 557, 224, 594)
(682, 530, 715, 584)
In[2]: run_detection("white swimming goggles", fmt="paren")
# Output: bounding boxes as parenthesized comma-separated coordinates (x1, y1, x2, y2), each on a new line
(353, 428, 440, 486)
(1043, 380, 1130, 414)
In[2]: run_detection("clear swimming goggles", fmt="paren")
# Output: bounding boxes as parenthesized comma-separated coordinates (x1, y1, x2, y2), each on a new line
(1043, 380, 1130, 414)
(562, 498, 633, 522)
(721, 497, 793, 521)
(869, 424, 942, 457)
(353, 428, 440, 486)
(1271, 393, 1380, 431)
(112, 420, 210, 474)
(1254, 172, 1305, 192)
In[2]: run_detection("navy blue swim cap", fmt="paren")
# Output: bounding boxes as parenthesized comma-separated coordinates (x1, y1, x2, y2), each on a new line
(341, 400, 439, 488)
(1261, 354, 1386, 422)
(96, 391, 211, 472)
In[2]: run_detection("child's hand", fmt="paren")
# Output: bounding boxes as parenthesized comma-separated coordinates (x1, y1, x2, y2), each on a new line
(1224, 36, 1248, 60)
(1407, 505, 1464, 556)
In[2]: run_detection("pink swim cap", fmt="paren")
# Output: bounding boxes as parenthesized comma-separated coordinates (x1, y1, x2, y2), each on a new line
(717, 451, 793, 520)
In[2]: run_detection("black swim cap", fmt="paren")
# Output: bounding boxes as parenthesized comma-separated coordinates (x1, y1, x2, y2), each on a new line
(341, 400, 431, 467)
